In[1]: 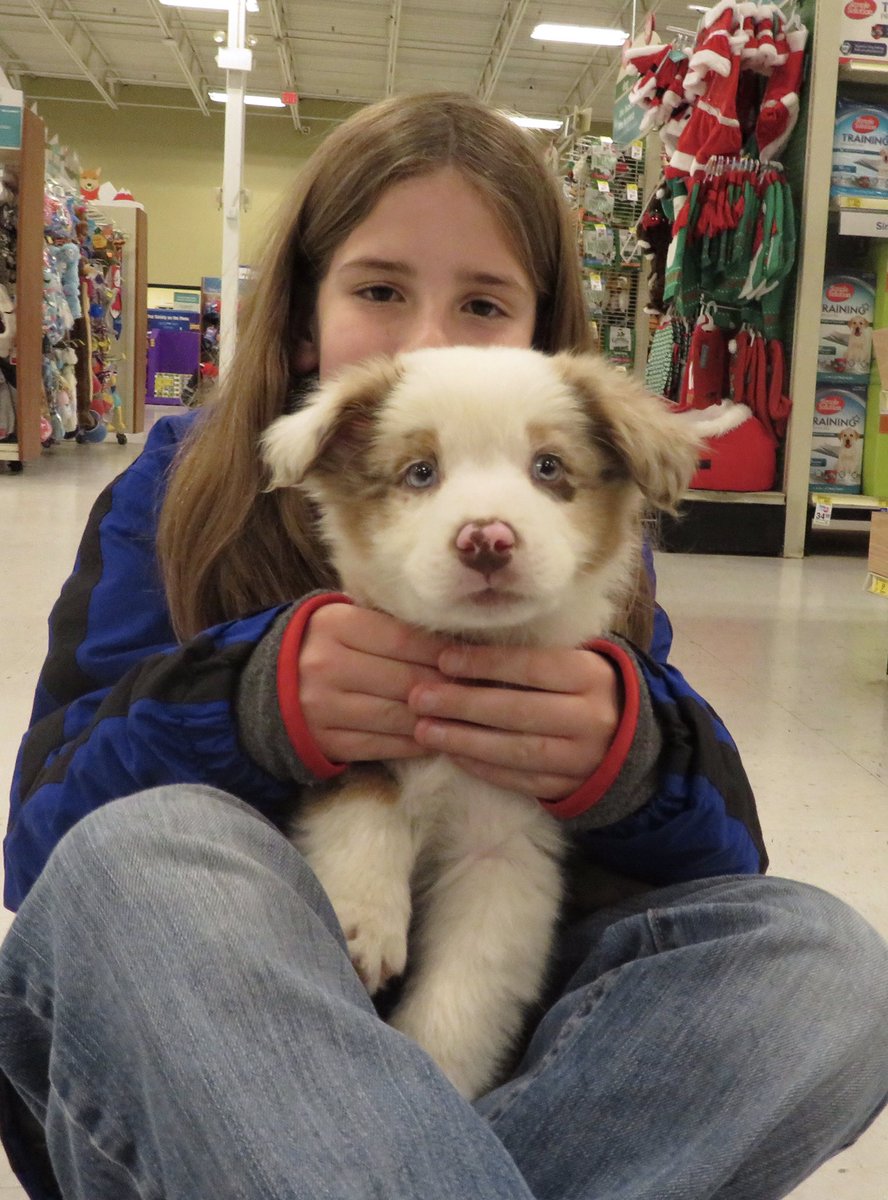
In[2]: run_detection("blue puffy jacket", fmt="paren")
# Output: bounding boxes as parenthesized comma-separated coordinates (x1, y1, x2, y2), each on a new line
(4, 413, 766, 911)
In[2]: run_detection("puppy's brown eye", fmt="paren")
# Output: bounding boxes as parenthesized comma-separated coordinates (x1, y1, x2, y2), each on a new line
(532, 453, 564, 483)
(403, 460, 438, 489)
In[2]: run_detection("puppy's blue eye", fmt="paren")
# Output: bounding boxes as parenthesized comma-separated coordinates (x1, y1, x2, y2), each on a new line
(532, 453, 564, 482)
(403, 461, 437, 489)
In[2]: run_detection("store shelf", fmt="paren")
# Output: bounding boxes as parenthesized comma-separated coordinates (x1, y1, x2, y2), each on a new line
(834, 196, 888, 212)
(838, 59, 888, 86)
(684, 490, 786, 506)
(0, 107, 45, 464)
(809, 492, 888, 509)
(836, 207, 888, 237)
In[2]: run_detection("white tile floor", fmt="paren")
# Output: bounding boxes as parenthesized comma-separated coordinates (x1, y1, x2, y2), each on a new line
(0, 430, 886, 1198)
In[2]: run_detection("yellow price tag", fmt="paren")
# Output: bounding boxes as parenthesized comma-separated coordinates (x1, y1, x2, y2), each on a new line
(867, 573, 888, 597)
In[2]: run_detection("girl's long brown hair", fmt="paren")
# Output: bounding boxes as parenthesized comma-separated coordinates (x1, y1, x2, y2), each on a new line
(158, 92, 592, 640)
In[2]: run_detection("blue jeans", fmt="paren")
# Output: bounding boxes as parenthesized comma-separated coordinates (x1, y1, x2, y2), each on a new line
(0, 786, 886, 1200)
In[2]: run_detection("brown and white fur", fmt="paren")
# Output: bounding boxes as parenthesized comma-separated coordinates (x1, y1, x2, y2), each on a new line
(262, 345, 699, 1098)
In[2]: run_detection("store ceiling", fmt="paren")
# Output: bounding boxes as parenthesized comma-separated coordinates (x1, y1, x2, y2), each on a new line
(1, 0, 701, 129)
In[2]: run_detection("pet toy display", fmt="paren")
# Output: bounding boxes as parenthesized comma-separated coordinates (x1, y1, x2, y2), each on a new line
(41, 182, 82, 443)
(1, 166, 20, 453)
(0, 165, 16, 293)
(627, 0, 808, 492)
(559, 135, 645, 370)
(79, 215, 128, 444)
(4, 134, 132, 458)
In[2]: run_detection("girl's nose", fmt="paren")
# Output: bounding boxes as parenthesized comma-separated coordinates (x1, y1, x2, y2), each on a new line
(401, 310, 452, 352)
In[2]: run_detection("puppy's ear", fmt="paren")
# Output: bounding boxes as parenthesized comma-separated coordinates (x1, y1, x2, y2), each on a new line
(261, 356, 403, 491)
(554, 353, 701, 512)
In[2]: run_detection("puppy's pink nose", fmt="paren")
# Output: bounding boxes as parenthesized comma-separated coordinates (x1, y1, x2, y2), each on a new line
(455, 521, 515, 574)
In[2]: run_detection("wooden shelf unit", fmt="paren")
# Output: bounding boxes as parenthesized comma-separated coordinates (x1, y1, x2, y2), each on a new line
(1, 106, 44, 464)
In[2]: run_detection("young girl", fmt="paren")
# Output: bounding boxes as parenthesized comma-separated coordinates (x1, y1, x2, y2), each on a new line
(1, 93, 886, 1200)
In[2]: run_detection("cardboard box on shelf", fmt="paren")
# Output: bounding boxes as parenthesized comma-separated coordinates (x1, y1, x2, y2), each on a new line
(832, 100, 888, 201)
(810, 383, 868, 494)
(868, 510, 888, 579)
(841, 0, 888, 62)
(819, 274, 875, 379)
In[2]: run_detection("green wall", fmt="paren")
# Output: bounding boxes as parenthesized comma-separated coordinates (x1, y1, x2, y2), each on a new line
(24, 79, 360, 286)
(23, 78, 611, 289)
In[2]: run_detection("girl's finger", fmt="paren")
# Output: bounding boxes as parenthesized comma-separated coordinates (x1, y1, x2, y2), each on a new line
(447, 755, 579, 801)
(408, 681, 588, 738)
(317, 603, 451, 667)
(413, 717, 587, 777)
(311, 692, 420, 738)
(438, 643, 611, 693)
(318, 730, 431, 764)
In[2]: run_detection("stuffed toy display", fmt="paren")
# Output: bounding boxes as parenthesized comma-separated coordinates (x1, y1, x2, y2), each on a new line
(563, 138, 645, 372)
(79, 168, 101, 202)
(0, 167, 16, 290)
(0, 284, 15, 361)
(36, 172, 128, 446)
(626, 0, 808, 492)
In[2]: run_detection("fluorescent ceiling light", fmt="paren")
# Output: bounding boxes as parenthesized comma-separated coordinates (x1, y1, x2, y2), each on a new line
(159, 1, 258, 11)
(508, 115, 564, 131)
(209, 90, 284, 106)
(531, 23, 628, 46)
(687, 5, 710, 12)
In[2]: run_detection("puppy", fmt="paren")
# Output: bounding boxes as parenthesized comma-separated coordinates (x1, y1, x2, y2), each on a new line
(835, 427, 863, 478)
(262, 345, 699, 1098)
(846, 317, 872, 372)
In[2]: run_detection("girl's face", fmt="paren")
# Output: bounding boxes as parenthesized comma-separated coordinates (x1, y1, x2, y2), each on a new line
(298, 167, 538, 382)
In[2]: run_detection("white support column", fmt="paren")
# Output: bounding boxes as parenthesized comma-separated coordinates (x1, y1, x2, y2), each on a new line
(218, 0, 251, 378)
(782, 0, 840, 557)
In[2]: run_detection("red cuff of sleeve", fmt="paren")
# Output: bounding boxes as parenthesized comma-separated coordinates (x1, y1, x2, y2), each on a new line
(541, 639, 640, 820)
(276, 592, 353, 781)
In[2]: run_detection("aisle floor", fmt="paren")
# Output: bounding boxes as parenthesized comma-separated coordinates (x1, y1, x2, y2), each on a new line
(0, 430, 886, 1199)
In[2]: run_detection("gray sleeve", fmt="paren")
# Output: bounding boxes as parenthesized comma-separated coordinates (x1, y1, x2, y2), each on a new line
(235, 606, 323, 785)
(556, 635, 663, 834)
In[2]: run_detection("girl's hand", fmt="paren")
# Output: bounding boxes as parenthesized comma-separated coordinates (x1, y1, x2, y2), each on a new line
(409, 645, 622, 800)
(299, 603, 450, 764)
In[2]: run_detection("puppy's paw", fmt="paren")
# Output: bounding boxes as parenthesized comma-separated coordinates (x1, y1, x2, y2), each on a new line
(335, 903, 409, 995)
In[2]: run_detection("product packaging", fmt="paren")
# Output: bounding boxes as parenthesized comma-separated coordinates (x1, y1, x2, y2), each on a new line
(810, 383, 867, 494)
(831, 100, 888, 201)
(840, 0, 888, 62)
(817, 273, 875, 378)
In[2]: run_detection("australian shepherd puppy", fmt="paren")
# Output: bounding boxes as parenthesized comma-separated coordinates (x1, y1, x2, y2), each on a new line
(262, 345, 698, 1098)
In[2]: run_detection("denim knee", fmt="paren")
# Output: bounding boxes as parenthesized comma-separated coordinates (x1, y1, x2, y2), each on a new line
(35, 784, 338, 940)
(758, 876, 888, 1001)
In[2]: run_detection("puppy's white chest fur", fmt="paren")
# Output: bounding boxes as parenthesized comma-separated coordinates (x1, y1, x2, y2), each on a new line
(394, 755, 565, 871)
(294, 754, 565, 1098)
(263, 345, 698, 1098)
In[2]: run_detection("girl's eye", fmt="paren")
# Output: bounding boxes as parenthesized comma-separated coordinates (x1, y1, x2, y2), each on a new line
(532, 453, 565, 483)
(403, 460, 438, 489)
(357, 285, 400, 303)
(465, 298, 506, 318)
